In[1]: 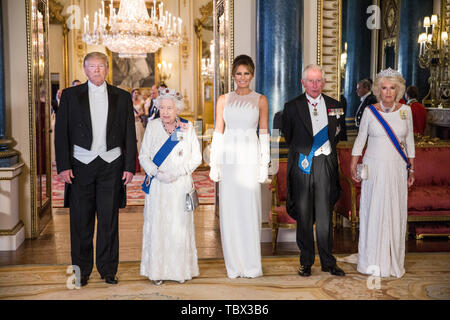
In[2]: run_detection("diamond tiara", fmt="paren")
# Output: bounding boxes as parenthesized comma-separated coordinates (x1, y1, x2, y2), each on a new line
(376, 67, 403, 79)
(158, 88, 183, 101)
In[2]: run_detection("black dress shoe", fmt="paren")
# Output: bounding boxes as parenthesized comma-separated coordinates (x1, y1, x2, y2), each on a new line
(80, 275, 89, 287)
(102, 275, 118, 284)
(298, 265, 312, 277)
(321, 265, 345, 276)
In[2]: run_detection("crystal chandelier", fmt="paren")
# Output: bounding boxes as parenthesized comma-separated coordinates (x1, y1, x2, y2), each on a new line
(82, 0, 183, 58)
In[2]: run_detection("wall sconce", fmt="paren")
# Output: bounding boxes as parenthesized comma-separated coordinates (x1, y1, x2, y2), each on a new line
(418, 14, 449, 107)
(158, 60, 172, 86)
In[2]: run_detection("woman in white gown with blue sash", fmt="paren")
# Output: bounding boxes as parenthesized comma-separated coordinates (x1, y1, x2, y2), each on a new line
(209, 55, 270, 278)
(139, 89, 202, 285)
(350, 69, 415, 278)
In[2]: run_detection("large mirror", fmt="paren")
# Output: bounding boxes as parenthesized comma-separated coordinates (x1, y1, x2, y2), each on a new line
(195, 1, 214, 132)
(212, 0, 233, 214)
(214, 0, 233, 103)
(28, 0, 52, 238)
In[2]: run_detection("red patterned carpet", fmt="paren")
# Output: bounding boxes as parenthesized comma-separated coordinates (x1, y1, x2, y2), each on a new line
(51, 162, 214, 207)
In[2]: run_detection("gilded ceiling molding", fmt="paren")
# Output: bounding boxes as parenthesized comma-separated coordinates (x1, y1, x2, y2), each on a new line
(317, 0, 341, 100)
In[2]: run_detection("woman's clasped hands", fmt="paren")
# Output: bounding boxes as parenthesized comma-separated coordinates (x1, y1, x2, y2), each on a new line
(155, 166, 186, 184)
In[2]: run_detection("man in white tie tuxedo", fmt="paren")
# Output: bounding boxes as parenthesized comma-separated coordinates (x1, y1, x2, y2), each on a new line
(354, 79, 377, 130)
(282, 64, 345, 278)
(55, 52, 136, 287)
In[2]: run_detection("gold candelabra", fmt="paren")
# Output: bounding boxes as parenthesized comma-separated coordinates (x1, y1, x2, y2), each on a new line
(418, 14, 450, 107)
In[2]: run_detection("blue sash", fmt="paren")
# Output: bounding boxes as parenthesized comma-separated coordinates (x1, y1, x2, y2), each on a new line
(141, 118, 188, 194)
(368, 105, 410, 169)
(298, 125, 329, 174)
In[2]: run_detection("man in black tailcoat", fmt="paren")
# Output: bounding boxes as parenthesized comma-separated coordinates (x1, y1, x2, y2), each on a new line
(55, 52, 136, 286)
(355, 78, 377, 130)
(282, 64, 345, 277)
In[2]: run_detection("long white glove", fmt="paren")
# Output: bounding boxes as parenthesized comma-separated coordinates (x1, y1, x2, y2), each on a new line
(258, 133, 270, 183)
(156, 169, 178, 184)
(209, 131, 224, 182)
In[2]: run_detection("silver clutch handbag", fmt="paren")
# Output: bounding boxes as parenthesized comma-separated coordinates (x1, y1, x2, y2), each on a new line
(185, 188, 199, 212)
(356, 164, 369, 180)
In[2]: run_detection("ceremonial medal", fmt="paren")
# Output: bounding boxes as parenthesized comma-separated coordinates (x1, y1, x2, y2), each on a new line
(301, 158, 309, 169)
(307, 98, 320, 117)
(400, 110, 408, 120)
(176, 131, 184, 141)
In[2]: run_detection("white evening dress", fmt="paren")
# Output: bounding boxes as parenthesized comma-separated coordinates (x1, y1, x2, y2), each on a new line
(219, 91, 263, 278)
(139, 118, 202, 282)
(352, 105, 415, 278)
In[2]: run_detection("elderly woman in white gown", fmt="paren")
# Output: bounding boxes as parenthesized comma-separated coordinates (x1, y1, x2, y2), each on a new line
(139, 88, 202, 285)
(350, 68, 415, 278)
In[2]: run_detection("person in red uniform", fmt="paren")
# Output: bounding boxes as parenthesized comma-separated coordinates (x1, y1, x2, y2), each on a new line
(405, 86, 427, 135)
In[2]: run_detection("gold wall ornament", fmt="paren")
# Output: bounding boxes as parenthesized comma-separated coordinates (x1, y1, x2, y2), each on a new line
(48, 0, 65, 24)
(317, 0, 341, 100)
(75, 29, 86, 69)
(181, 27, 190, 70)
(184, 89, 189, 109)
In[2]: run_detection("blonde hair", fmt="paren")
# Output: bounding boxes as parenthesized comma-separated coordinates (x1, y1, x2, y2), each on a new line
(372, 75, 405, 103)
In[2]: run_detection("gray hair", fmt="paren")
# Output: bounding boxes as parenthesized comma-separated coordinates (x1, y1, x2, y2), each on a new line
(302, 64, 326, 80)
(83, 52, 109, 68)
(155, 96, 185, 113)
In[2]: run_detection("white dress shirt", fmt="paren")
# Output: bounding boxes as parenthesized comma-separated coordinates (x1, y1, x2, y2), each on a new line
(73, 81, 122, 164)
(305, 93, 331, 156)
